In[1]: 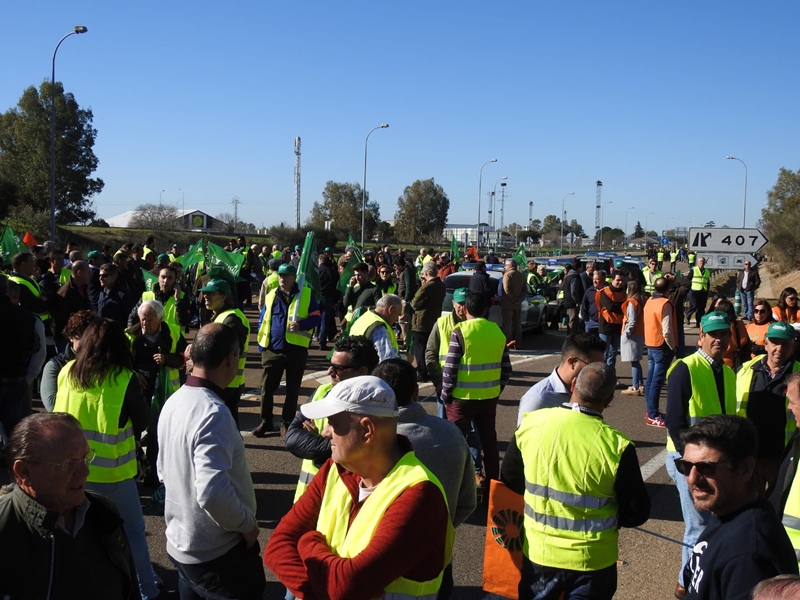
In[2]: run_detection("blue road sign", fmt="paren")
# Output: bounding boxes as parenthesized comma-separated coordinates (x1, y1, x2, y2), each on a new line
(661, 237, 670, 246)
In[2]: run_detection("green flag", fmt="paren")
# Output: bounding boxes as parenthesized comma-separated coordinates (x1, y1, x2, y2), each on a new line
(142, 268, 158, 292)
(513, 244, 527, 271)
(337, 254, 359, 295)
(0, 224, 28, 267)
(178, 239, 205, 270)
(347, 234, 365, 262)
(450, 234, 460, 265)
(207, 242, 245, 278)
(296, 232, 321, 301)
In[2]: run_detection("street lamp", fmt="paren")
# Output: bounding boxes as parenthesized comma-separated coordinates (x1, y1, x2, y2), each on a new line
(159, 189, 165, 204)
(624, 206, 636, 248)
(726, 155, 748, 227)
(559, 192, 574, 255)
(49, 25, 88, 241)
(477, 159, 498, 249)
(361, 123, 389, 249)
(600, 201, 613, 250)
(491, 176, 507, 238)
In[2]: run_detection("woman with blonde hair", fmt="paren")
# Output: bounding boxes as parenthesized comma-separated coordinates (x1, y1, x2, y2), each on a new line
(621, 279, 646, 396)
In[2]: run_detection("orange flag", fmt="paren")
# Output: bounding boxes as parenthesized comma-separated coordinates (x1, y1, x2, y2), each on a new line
(22, 232, 39, 248)
(483, 479, 524, 599)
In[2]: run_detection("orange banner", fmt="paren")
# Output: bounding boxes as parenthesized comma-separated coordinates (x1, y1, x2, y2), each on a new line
(483, 479, 524, 599)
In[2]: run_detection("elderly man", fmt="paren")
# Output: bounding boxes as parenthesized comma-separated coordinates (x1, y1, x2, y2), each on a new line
(501, 258, 527, 349)
(265, 375, 453, 600)
(200, 278, 250, 425)
(0, 412, 139, 599)
(426, 287, 468, 409)
(254, 263, 321, 437)
(680, 415, 797, 600)
(348, 294, 403, 361)
(412, 261, 446, 382)
(686, 256, 711, 328)
(771, 372, 800, 563)
(736, 259, 761, 321)
(503, 363, 650, 600)
(127, 264, 192, 333)
(158, 324, 264, 599)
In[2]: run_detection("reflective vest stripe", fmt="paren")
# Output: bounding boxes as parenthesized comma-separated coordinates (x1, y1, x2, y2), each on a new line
(525, 480, 613, 509)
(456, 380, 501, 389)
(452, 318, 506, 400)
(691, 267, 710, 291)
(298, 470, 315, 485)
(84, 428, 135, 445)
(293, 383, 333, 504)
(257, 287, 313, 349)
(214, 308, 250, 388)
(92, 448, 138, 468)
(458, 362, 501, 372)
(9, 276, 51, 322)
(736, 357, 799, 446)
(524, 503, 619, 532)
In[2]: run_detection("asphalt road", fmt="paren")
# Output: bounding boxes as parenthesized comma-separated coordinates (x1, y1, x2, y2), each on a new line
(129, 303, 693, 600)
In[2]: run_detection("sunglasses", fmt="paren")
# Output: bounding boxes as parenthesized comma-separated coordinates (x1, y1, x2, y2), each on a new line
(753, 308, 767, 314)
(329, 363, 358, 375)
(674, 458, 729, 477)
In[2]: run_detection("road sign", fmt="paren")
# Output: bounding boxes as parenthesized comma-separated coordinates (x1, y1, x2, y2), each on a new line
(697, 253, 758, 270)
(689, 227, 768, 254)
(661, 237, 670, 246)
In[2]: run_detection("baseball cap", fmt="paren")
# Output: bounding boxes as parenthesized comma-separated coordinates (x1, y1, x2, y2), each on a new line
(453, 288, 469, 303)
(700, 311, 730, 333)
(157, 253, 170, 263)
(294, 245, 301, 250)
(767, 321, 796, 341)
(324, 247, 332, 253)
(86, 250, 101, 259)
(301, 376, 398, 420)
(278, 263, 297, 275)
(171, 242, 179, 248)
(268, 258, 282, 271)
(199, 279, 231, 295)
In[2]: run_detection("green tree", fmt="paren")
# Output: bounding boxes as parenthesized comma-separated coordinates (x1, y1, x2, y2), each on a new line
(530, 218, 542, 233)
(393, 178, 449, 244)
(633, 221, 645, 238)
(541, 214, 561, 235)
(0, 81, 103, 224)
(306, 181, 380, 241)
(762, 167, 800, 269)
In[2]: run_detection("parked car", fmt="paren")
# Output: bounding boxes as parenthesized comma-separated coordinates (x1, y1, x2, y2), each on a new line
(440, 270, 548, 333)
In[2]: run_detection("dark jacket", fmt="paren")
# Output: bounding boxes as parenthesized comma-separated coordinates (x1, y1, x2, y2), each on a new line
(0, 297, 38, 378)
(285, 409, 332, 467)
(97, 282, 137, 328)
(0, 485, 139, 600)
(317, 263, 340, 300)
(342, 281, 382, 313)
(55, 278, 92, 337)
(736, 268, 761, 293)
(468, 270, 494, 300)
(561, 270, 583, 309)
(411, 277, 446, 333)
(126, 287, 193, 328)
(130, 322, 187, 401)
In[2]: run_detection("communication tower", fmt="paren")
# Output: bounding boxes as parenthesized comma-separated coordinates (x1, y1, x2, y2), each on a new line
(595, 180, 603, 241)
(294, 137, 301, 230)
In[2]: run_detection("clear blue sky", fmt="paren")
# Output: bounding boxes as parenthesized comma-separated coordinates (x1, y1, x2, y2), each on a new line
(4, 1, 798, 237)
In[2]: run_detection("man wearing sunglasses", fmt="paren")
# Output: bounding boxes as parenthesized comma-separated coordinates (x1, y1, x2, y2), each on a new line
(666, 311, 738, 598)
(1, 412, 139, 599)
(679, 415, 797, 600)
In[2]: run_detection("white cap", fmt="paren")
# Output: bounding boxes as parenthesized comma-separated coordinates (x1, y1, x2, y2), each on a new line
(301, 376, 398, 420)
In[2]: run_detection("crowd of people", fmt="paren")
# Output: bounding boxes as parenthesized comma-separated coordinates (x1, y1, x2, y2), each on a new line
(3, 235, 800, 600)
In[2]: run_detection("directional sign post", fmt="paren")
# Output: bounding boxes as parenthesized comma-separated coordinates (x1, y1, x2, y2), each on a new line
(689, 228, 768, 254)
(696, 253, 759, 270)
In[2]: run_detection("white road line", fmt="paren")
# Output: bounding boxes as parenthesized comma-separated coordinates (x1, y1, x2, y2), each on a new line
(640, 449, 667, 481)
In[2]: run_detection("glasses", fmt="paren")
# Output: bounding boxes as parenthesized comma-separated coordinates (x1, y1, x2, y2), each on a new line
(674, 457, 729, 477)
(29, 449, 97, 473)
(570, 356, 589, 366)
(329, 363, 358, 375)
(98, 273, 114, 278)
(753, 308, 767, 314)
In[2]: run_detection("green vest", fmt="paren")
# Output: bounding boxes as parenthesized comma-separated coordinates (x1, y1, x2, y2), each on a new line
(665, 352, 737, 452)
(517, 407, 630, 571)
(141, 290, 185, 330)
(736, 357, 800, 449)
(349, 309, 399, 354)
(435, 313, 461, 368)
(642, 267, 663, 295)
(691, 266, 710, 291)
(316, 452, 455, 599)
(257, 286, 313, 349)
(8, 275, 50, 323)
(452, 318, 506, 400)
(293, 382, 333, 503)
(214, 308, 250, 388)
(54, 362, 137, 483)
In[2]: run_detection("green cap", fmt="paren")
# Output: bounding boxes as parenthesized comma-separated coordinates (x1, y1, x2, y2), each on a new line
(700, 311, 730, 333)
(157, 253, 170, 263)
(199, 279, 231, 295)
(453, 288, 469, 303)
(324, 247, 332, 253)
(614, 259, 624, 268)
(278, 263, 297, 275)
(294, 245, 301, 250)
(767, 321, 796, 341)
(86, 250, 102, 259)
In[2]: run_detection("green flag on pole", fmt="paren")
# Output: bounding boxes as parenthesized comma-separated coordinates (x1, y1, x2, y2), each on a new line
(0, 224, 28, 267)
(513, 244, 527, 271)
(178, 239, 205, 270)
(296, 232, 321, 302)
(347, 234, 365, 262)
(337, 254, 359, 295)
(450, 234, 460, 265)
(207, 242, 245, 278)
(142, 268, 159, 292)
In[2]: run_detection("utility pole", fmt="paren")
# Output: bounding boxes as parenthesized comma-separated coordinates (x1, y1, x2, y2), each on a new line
(231, 196, 240, 230)
(595, 180, 603, 245)
(499, 182, 507, 234)
(294, 137, 301, 229)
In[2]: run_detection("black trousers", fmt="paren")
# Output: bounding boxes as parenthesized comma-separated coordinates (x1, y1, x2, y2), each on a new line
(413, 330, 431, 378)
(218, 385, 243, 426)
(687, 290, 708, 326)
(260, 346, 308, 426)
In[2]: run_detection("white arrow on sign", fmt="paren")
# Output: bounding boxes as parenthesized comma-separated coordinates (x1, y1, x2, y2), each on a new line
(689, 228, 768, 253)
(696, 253, 759, 270)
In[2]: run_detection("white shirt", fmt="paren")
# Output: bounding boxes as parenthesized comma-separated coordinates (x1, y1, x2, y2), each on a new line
(517, 368, 571, 425)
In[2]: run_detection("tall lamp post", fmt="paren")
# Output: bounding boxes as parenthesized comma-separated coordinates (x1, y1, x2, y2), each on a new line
(49, 25, 88, 241)
(559, 192, 574, 255)
(726, 155, 748, 227)
(361, 123, 389, 249)
(477, 159, 498, 249)
(491, 176, 507, 245)
(624, 206, 636, 248)
(599, 201, 613, 250)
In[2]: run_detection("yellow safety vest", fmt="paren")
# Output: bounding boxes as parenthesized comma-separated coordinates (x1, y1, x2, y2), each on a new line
(8, 275, 51, 323)
(688, 253, 696, 264)
(293, 382, 333, 503)
(691, 266, 710, 292)
(257, 287, 313, 349)
(266, 272, 279, 294)
(214, 308, 250, 388)
(381, 282, 398, 296)
(435, 313, 461, 368)
(642, 267, 663, 295)
(125, 322, 182, 393)
(657, 251, 665, 262)
(141, 290, 184, 331)
(349, 309, 398, 354)
(670, 251, 679, 262)
(59, 268, 70, 286)
(781, 454, 800, 565)
(143, 246, 154, 262)
(167, 252, 180, 262)
(451, 318, 506, 400)
(54, 362, 137, 483)
(316, 451, 455, 599)
(272, 250, 282, 259)
(736, 357, 800, 448)
(665, 352, 737, 452)
(517, 407, 630, 571)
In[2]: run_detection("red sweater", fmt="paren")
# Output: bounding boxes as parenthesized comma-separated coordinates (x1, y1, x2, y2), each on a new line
(264, 439, 449, 600)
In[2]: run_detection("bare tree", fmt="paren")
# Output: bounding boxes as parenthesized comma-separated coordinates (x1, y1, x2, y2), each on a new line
(129, 203, 180, 230)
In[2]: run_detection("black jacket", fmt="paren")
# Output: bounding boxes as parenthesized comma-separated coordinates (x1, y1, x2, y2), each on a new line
(285, 410, 332, 466)
(0, 297, 38, 378)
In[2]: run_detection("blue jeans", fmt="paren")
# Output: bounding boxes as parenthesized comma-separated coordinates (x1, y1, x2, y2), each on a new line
(598, 333, 620, 369)
(630, 361, 643, 389)
(519, 555, 617, 600)
(173, 539, 266, 599)
(644, 345, 673, 418)
(666, 451, 710, 586)
(741, 289, 755, 320)
(318, 297, 337, 347)
(86, 478, 159, 600)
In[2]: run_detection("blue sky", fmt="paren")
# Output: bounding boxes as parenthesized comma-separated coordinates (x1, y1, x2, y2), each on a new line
(4, 1, 798, 237)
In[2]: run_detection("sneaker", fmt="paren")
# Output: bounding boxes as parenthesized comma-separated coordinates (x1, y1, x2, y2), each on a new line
(638, 386, 645, 396)
(645, 413, 666, 428)
(621, 386, 639, 396)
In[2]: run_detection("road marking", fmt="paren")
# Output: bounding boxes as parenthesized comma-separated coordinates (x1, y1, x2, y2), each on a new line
(640, 449, 667, 481)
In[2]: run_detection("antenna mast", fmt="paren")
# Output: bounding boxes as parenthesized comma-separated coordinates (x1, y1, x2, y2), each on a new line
(294, 137, 301, 229)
